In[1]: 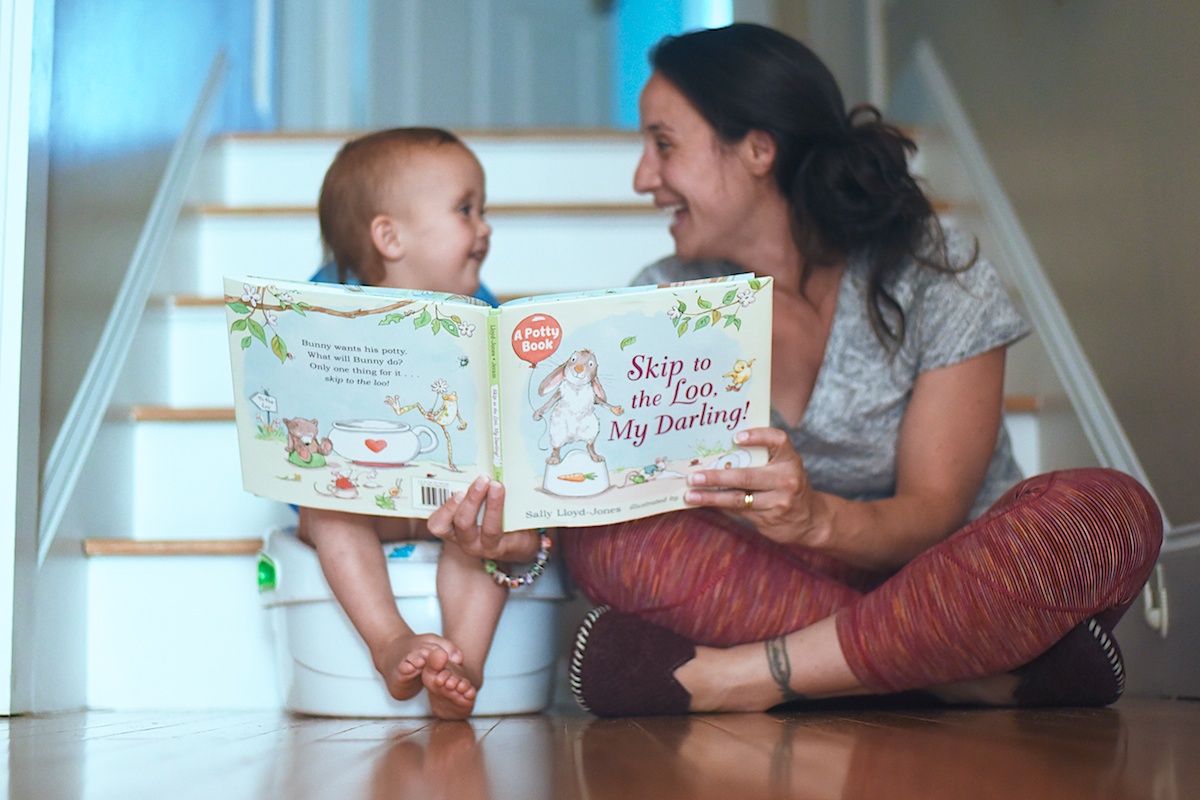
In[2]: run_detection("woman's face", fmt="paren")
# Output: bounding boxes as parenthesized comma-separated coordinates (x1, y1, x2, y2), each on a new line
(633, 73, 768, 263)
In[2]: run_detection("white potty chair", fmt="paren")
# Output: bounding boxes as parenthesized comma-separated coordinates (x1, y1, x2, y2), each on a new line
(258, 526, 571, 717)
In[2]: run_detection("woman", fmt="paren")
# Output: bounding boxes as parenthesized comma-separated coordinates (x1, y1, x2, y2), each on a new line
(430, 23, 1161, 716)
(562, 23, 1163, 716)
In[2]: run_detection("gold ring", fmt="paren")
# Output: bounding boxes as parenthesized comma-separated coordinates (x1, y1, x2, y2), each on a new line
(743, 491, 754, 509)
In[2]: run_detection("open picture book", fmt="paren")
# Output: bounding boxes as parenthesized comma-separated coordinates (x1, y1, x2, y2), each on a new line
(224, 273, 773, 530)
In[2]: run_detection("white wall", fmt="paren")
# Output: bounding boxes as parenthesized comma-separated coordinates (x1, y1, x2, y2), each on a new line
(887, 1, 1200, 526)
(280, 0, 615, 131)
(0, 0, 38, 715)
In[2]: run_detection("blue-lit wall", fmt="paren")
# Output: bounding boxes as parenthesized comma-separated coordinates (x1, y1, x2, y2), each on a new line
(41, 0, 268, 464)
(611, 0, 733, 129)
(48, 0, 268, 161)
(612, 0, 682, 129)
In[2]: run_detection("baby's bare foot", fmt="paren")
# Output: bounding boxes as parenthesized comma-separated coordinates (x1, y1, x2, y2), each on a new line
(422, 648, 479, 720)
(377, 633, 463, 702)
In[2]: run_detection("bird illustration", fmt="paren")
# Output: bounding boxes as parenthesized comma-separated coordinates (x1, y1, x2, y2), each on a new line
(723, 358, 756, 391)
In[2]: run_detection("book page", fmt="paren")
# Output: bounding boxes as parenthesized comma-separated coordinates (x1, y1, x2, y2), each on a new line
(224, 277, 492, 518)
(493, 276, 773, 530)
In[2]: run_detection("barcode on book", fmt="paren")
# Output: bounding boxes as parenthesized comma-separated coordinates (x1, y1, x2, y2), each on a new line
(413, 478, 469, 511)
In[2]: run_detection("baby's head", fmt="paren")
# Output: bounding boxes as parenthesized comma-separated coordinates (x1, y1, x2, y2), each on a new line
(318, 127, 490, 295)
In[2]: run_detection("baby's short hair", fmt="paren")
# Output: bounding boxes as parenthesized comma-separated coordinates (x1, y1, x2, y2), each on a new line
(317, 127, 465, 285)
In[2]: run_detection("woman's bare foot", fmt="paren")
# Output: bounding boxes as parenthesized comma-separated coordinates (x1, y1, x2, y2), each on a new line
(422, 647, 479, 720)
(375, 633, 463, 702)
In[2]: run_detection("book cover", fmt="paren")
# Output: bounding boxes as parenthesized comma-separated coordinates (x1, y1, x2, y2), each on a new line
(224, 274, 772, 530)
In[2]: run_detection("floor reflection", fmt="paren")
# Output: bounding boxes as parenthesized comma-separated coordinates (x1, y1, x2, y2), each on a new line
(563, 706, 1134, 800)
(369, 722, 493, 800)
(350, 706, 1133, 800)
(367, 716, 555, 800)
(5, 701, 1189, 799)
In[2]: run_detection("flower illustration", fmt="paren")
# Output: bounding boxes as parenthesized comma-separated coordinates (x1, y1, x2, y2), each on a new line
(431, 379, 449, 395)
(736, 288, 756, 307)
(667, 306, 681, 320)
(241, 284, 262, 308)
(459, 322, 476, 338)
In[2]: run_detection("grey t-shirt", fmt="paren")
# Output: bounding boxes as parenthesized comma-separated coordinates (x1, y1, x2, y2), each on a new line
(634, 230, 1032, 519)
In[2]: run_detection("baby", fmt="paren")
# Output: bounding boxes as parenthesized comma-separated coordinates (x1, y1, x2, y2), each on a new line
(299, 128, 503, 719)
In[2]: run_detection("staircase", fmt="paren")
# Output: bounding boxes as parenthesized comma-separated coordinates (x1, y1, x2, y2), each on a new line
(81, 130, 671, 710)
(80, 127, 1056, 711)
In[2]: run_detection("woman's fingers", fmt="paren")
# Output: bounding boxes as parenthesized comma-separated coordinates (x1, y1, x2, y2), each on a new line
(426, 475, 486, 544)
(684, 485, 771, 511)
(425, 492, 461, 539)
(686, 427, 798, 494)
(478, 480, 506, 549)
(451, 475, 491, 532)
(426, 475, 513, 560)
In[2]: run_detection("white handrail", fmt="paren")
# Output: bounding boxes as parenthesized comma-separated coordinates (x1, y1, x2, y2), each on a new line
(38, 52, 228, 565)
(907, 40, 1167, 530)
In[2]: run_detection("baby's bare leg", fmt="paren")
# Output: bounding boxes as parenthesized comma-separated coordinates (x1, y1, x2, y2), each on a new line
(299, 507, 461, 702)
(424, 541, 508, 719)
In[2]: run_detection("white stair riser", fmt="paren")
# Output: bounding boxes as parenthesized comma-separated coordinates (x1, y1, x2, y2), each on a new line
(196, 215, 324, 291)
(132, 420, 295, 540)
(168, 305, 236, 407)
(195, 212, 675, 297)
(1004, 412, 1041, 479)
(88, 555, 279, 710)
(206, 135, 647, 207)
(117, 304, 234, 408)
(113, 308, 171, 407)
(908, 130, 977, 206)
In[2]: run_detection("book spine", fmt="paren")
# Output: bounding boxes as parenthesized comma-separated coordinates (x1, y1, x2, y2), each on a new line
(487, 310, 504, 484)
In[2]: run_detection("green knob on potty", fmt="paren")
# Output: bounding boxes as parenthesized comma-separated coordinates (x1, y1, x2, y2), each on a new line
(257, 553, 277, 592)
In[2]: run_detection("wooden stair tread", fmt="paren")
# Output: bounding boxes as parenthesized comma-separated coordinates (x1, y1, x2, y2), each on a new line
(85, 538, 263, 557)
(215, 128, 641, 143)
(130, 395, 1045, 424)
(193, 201, 659, 217)
(129, 406, 235, 422)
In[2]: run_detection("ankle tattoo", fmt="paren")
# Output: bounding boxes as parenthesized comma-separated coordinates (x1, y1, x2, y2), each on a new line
(765, 636, 806, 703)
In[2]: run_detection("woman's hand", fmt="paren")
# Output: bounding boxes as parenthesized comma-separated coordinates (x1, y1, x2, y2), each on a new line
(684, 427, 830, 548)
(426, 475, 543, 562)
(686, 347, 1007, 571)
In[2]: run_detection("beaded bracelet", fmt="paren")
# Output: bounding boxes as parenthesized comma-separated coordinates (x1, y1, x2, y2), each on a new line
(484, 530, 552, 588)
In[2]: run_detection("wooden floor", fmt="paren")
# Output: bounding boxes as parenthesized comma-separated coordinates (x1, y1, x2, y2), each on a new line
(3, 697, 1198, 799)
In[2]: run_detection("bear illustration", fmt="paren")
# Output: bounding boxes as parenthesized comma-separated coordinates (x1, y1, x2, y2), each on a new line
(283, 417, 333, 468)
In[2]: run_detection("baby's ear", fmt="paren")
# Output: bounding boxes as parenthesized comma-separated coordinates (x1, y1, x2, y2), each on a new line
(369, 214, 405, 261)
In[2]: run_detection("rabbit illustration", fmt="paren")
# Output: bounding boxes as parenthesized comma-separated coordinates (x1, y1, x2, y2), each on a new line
(532, 349, 624, 465)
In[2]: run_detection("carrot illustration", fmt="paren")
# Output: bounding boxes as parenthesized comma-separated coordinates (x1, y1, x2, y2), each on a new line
(557, 472, 596, 482)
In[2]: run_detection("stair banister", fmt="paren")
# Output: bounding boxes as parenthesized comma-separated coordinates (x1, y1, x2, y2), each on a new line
(37, 52, 228, 566)
(902, 41, 1174, 635)
(906, 41, 1163, 523)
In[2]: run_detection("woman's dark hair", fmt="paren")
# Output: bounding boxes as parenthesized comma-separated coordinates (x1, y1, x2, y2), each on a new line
(651, 23, 970, 350)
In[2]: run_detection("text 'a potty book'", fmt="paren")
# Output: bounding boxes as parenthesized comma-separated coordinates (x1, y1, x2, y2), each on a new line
(224, 273, 772, 530)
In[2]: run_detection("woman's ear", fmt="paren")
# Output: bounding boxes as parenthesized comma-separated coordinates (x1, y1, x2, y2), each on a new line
(741, 129, 777, 178)
(369, 214, 405, 262)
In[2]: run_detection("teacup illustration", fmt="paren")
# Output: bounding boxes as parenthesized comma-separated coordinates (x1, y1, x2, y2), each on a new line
(329, 419, 438, 466)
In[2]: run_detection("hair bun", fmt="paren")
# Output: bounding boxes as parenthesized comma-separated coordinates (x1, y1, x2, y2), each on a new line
(794, 108, 925, 254)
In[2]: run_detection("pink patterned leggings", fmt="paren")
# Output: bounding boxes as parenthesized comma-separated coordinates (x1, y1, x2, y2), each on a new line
(562, 468, 1162, 693)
